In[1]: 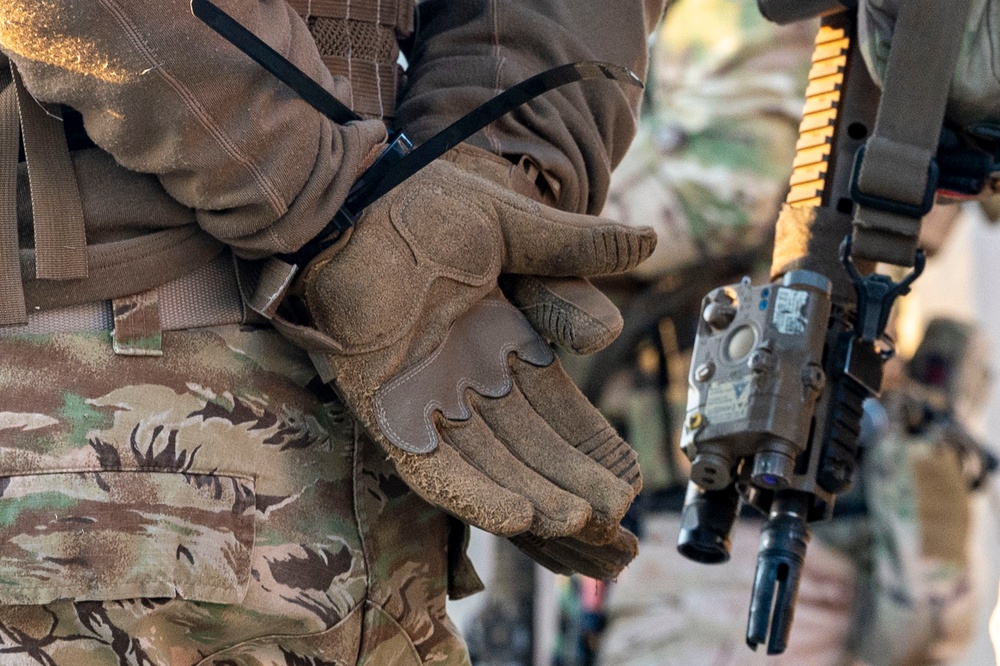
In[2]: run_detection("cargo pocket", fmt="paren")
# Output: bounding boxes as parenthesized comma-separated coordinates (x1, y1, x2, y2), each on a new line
(0, 470, 255, 605)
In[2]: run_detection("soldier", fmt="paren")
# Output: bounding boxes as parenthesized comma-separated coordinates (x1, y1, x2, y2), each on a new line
(848, 318, 992, 665)
(0, 0, 664, 663)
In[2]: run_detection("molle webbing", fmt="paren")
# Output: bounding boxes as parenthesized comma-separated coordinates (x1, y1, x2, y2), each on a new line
(288, 0, 414, 121)
(0, 250, 243, 337)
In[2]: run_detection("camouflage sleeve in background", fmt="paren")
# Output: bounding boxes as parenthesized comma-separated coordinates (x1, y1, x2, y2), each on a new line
(859, 0, 1000, 130)
(601, 0, 816, 280)
(852, 397, 977, 666)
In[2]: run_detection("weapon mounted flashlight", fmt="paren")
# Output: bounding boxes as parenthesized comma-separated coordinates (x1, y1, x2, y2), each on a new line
(678, 7, 928, 655)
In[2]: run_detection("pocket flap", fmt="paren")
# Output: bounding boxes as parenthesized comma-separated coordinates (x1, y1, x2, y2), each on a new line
(0, 470, 255, 605)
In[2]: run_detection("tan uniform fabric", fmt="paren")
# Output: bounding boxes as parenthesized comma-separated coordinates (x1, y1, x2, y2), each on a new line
(12, 67, 89, 283)
(598, 515, 859, 666)
(396, 0, 664, 216)
(1, 0, 386, 257)
(0, 60, 24, 324)
(0, 0, 659, 311)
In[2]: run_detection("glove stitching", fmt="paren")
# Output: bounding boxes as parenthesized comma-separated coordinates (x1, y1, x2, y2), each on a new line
(550, 302, 611, 350)
(374, 300, 522, 453)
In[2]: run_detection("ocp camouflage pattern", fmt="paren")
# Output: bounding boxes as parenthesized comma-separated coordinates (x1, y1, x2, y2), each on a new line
(847, 393, 976, 666)
(601, 0, 816, 279)
(0, 325, 473, 665)
(859, 0, 1000, 129)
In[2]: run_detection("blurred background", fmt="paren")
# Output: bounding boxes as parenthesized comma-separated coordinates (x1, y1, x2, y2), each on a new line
(446, 0, 1000, 663)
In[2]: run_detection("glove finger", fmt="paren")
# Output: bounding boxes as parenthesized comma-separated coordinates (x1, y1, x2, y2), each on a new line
(501, 275, 624, 355)
(508, 534, 575, 576)
(390, 442, 534, 537)
(513, 359, 642, 493)
(440, 411, 592, 539)
(494, 197, 656, 277)
(471, 387, 634, 544)
(511, 526, 639, 580)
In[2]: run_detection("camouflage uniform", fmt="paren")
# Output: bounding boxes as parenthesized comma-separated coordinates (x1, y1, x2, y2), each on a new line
(597, 517, 859, 666)
(859, 0, 1000, 130)
(0, 320, 476, 665)
(848, 394, 977, 666)
(841, 317, 991, 665)
(0, 1, 481, 662)
(601, 0, 816, 280)
(0, 0, 663, 662)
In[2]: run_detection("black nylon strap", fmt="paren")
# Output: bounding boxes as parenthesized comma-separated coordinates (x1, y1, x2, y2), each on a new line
(191, 0, 361, 124)
(344, 62, 641, 217)
(280, 61, 640, 268)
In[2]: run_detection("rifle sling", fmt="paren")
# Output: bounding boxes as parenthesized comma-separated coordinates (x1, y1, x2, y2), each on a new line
(850, 0, 974, 266)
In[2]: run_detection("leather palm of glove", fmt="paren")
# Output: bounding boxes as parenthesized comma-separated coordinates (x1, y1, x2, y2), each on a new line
(277, 144, 653, 572)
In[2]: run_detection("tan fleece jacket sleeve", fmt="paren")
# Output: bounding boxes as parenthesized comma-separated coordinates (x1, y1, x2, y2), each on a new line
(395, 0, 666, 216)
(0, 0, 386, 258)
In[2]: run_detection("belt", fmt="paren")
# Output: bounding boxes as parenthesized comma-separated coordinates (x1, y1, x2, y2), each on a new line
(0, 251, 245, 352)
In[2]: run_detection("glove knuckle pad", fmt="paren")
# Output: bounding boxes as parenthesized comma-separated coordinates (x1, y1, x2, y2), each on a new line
(306, 218, 422, 352)
(306, 177, 503, 354)
(393, 184, 501, 278)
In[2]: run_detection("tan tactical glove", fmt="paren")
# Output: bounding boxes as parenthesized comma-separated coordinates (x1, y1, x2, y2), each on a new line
(448, 145, 645, 578)
(498, 276, 641, 576)
(276, 146, 655, 546)
(499, 278, 641, 577)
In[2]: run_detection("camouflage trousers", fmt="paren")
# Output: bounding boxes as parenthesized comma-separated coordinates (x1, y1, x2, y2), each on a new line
(0, 325, 475, 665)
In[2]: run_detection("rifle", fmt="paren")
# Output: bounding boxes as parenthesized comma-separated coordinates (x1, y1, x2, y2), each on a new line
(675, 0, 998, 654)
